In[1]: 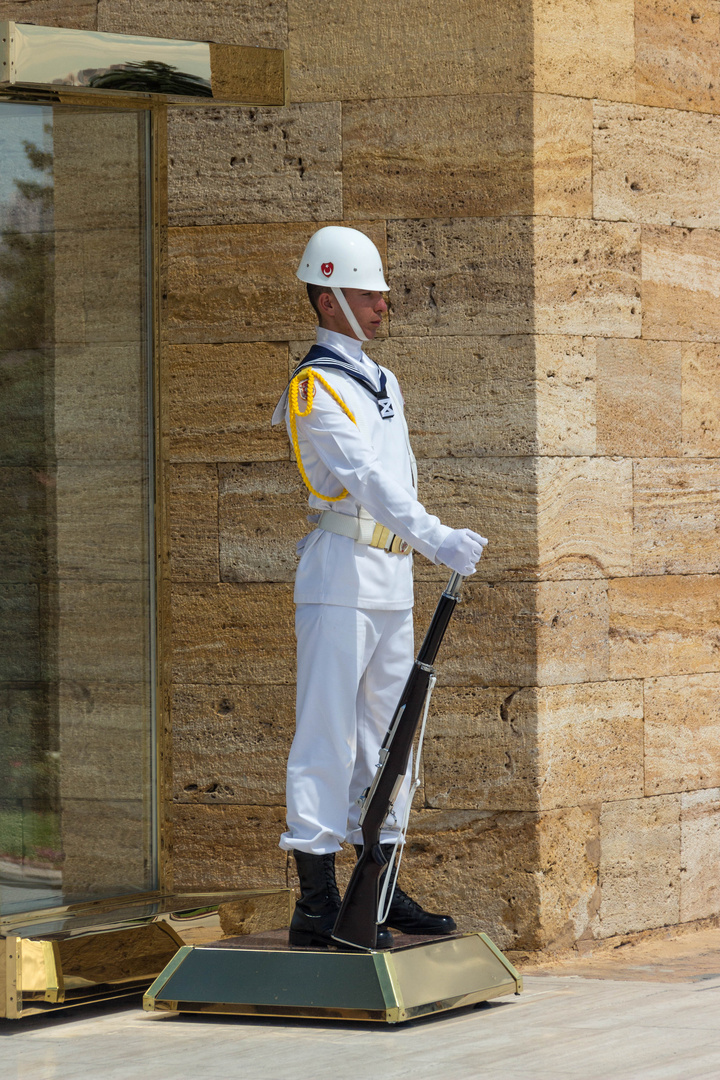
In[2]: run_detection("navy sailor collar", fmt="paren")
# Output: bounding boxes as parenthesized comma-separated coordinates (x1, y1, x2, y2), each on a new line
(272, 344, 395, 425)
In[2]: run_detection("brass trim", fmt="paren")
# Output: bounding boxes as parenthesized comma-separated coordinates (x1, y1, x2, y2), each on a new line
(143, 945, 192, 1011)
(479, 932, 523, 994)
(4, 937, 19, 1019)
(43, 941, 64, 1003)
(0, 23, 287, 106)
(374, 952, 403, 1024)
(209, 43, 287, 106)
(144, 932, 522, 1025)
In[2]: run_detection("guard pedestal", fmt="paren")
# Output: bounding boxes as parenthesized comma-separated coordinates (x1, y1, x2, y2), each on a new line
(143, 929, 522, 1025)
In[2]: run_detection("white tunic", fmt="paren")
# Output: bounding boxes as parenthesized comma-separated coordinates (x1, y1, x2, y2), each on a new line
(278, 329, 452, 611)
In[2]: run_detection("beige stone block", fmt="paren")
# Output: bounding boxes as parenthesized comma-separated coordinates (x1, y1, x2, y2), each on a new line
(406, 805, 599, 950)
(596, 338, 681, 456)
(537, 457, 633, 579)
(680, 788, 720, 921)
(636, 0, 720, 114)
(426, 681, 643, 815)
(167, 342, 289, 463)
(421, 456, 631, 581)
(288, 0, 532, 103)
(387, 217, 534, 338)
(167, 221, 386, 344)
(536, 804, 602, 948)
(97, 0, 288, 48)
(172, 804, 288, 890)
(55, 462, 148, 581)
(369, 334, 595, 459)
(343, 94, 531, 221)
(57, 581, 149, 683)
(642, 225, 720, 342)
(414, 578, 609, 688)
(53, 109, 143, 232)
(417, 458, 536, 582)
(633, 459, 720, 575)
(58, 681, 147, 802)
(388, 218, 640, 339)
(682, 343, 720, 456)
(533, 0, 635, 100)
(413, 581, 536, 688)
(404, 808, 538, 947)
(167, 463, 219, 584)
(534, 218, 641, 338)
(343, 94, 591, 222)
(54, 343, 147, 462)
(172, 682, 294, 806)
(219, 462, 306, 584)
(60, 798, 150, 898)
(593, 101, 720, 229)
(645, 674, 720, 795)
(0, 1, 96, 28)
(54, 228, 144, 346)
(535, 681, 644, 809)
(609, 575, 720, 679)
(598, 795, 681, 937)
(219, 893, 294, 937)
(367, 335, 538, 458)
(423, 685, 536, 812)
(533, 94, 594, 218)
(167, 104, 341, 228)
(534, 335, 597, 456)
(535, 580, 610, 686)
(171, 583, 295, 686)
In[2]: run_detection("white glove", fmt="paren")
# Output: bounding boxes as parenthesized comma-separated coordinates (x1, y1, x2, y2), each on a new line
(436, 529, 488, 576)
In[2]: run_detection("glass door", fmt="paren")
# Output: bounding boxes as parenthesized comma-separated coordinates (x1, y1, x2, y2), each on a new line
(0, 101, 156, 915)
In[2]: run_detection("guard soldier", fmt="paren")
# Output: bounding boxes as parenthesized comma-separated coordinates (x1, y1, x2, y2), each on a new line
(272, 226, 487, 948)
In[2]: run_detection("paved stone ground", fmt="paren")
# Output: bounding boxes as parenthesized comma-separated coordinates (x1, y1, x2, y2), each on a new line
(3, 928, 720, 1080)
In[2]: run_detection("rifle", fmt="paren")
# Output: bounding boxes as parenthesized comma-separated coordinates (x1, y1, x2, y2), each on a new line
(332, 571, 465, 950)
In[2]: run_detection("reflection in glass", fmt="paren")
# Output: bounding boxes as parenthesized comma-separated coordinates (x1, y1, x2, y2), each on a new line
(7, 23, 212, 97)
(0, 103, 155, 917)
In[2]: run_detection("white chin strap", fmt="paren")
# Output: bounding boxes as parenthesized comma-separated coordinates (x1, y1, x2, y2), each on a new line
(331, 287, 368, 342)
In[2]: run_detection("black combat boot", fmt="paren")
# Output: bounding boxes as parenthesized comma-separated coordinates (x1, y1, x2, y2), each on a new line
(289, 851, 342, 947)
(355, 844, 457, 936)
(290, 851, 393, 949)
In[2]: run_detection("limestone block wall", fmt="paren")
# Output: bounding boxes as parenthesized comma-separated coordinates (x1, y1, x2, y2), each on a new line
(8, 0, 719, 951)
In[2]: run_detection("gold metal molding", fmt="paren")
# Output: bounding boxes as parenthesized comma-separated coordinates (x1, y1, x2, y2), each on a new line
(1, 889, 294, 1019)
(0, 22, 287, 105)
(144, 931, 523, 1025)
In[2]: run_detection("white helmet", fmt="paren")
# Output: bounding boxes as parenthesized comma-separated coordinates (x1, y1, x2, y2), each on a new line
(297, 226, 389, 341)
(297, 226, 389, 291)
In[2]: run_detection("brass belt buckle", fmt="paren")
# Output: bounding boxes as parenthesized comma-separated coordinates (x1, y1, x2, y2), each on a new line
(370, 524, 412, 556)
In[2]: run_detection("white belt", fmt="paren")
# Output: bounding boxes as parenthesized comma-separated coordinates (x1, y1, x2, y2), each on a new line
(317, 509, 412, 555)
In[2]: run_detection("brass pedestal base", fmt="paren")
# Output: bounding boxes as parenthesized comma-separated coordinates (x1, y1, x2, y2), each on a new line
(143, 929, 522, 1024)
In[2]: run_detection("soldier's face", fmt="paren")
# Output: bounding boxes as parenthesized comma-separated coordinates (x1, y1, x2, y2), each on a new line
(342, 289, 388, 339)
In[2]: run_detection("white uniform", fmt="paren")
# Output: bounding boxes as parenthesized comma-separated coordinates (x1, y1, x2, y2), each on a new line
(274, 328, 452, 854)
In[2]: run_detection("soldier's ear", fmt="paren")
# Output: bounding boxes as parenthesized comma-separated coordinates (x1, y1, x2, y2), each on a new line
(317, 291, 335, 316)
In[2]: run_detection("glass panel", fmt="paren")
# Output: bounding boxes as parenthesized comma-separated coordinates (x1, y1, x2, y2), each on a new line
(0, 102, 155, 916)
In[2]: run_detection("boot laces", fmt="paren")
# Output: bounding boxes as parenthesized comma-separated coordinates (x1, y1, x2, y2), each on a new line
(389, 884, 425, 916)
(322, 854, 342, 906)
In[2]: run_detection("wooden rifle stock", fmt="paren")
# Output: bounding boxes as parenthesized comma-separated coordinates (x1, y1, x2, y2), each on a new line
(332, 572, 464, 950)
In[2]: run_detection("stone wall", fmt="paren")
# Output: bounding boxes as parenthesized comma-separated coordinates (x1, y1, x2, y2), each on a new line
(6, 0, 718, 951)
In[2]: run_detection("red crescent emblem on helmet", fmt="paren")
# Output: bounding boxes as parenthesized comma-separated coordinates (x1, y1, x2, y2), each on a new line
(321, 262, 334, 277)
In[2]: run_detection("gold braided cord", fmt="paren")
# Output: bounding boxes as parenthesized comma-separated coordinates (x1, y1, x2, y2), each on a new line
(289, 368, 357, 502)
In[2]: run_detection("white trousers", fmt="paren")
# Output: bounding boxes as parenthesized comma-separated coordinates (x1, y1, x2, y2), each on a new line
(280, 604, 415, 855)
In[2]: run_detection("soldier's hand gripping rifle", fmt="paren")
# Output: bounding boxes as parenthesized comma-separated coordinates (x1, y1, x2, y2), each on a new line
(332, 571, 465, 950)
